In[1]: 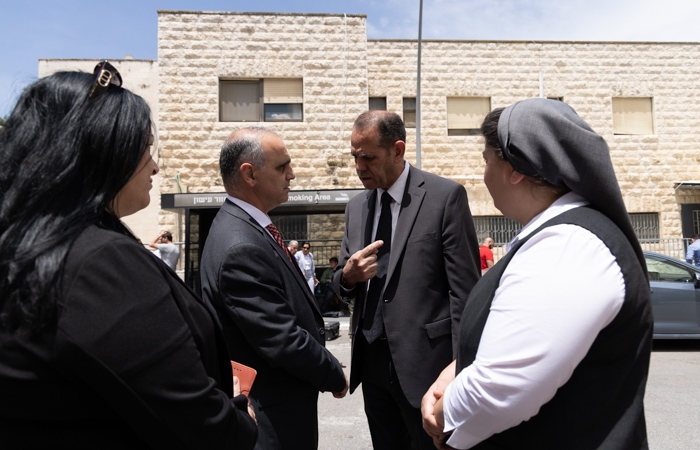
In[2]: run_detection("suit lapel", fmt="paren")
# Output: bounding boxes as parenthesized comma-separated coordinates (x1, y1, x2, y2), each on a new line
(386, 166, 425, 283)
(223, 201, 320, 313)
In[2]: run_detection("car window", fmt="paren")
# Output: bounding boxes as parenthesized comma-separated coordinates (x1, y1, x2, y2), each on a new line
(645, 257, 693, 283)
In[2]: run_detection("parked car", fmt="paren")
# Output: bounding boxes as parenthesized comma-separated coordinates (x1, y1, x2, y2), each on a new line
(644, 251, 700, 339)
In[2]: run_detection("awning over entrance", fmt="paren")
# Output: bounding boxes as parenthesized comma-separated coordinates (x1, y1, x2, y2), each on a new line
(161, 188, 365, 214)
(674, 182, 700, 190)
(161, 189, 365, 292)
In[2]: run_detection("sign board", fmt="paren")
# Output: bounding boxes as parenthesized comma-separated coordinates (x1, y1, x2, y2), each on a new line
(162, 189, 364, 210)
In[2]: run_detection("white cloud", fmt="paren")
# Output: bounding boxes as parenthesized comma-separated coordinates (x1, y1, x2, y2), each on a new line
(366, 0, 700, 42)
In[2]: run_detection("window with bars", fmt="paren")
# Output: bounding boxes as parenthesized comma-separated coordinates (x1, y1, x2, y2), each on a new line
(472, 216, 521, 245)
(447, 97, 491, 136)
(220, 78, 303, 122)
(629, 213, 660, 242)
(473, 212, 660, 245)
(272, 215, 308, 242)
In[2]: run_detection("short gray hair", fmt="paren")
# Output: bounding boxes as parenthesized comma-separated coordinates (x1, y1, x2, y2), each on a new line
(219, 127, 279, 189)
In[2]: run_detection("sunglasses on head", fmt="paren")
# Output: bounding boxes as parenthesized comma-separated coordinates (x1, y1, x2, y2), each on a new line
(89, 60, 123, 98)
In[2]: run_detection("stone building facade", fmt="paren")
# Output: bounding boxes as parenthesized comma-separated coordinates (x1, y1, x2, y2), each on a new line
(39, 11, 700, 280)
(156, 10, 700, 235)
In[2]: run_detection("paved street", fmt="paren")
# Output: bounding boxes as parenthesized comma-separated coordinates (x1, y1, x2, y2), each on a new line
(646, 340, 700, 449)
(319, 317, 700, 449)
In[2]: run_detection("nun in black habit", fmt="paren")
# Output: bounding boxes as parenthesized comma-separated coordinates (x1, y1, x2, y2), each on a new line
(421, 98, 653, 450)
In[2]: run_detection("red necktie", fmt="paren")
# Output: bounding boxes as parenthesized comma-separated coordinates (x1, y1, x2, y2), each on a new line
(266, 223, 292, 262)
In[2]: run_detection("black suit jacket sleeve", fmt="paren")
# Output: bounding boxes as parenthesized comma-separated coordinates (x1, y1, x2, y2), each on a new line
(216, 240, 346, 393)
(58, 230, 257, 449)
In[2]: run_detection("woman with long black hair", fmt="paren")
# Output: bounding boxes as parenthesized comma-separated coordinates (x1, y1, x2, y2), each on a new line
(0, 62, 257, 449)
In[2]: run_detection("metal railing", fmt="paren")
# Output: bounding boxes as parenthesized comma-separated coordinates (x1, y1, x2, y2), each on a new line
(172, 235, 692, 286)
(490, 238, 691, 264)
(289, 238, 693, 268)
(639, 239, 690, 261)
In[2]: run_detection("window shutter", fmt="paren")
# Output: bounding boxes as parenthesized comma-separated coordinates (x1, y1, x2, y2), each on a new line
(447, 97, 491, 129)
(403, 97, 416, 127)
(612, 97, 654, 135)
(220, 81, 260, 122)
(263, 79, 303, 104)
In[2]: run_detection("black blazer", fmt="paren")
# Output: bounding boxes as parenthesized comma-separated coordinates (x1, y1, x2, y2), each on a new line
(200, 200, 346, 449)
(334, 165, 481, 408)
(0, 225, 257, 449)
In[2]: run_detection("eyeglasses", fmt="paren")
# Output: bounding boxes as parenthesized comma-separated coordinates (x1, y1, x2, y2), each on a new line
(89, 60, 122, 98)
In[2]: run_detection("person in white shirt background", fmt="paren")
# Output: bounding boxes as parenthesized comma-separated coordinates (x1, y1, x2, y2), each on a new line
(295, 241, 319, 293)
(149, 230, 180, 270)
(421, 98, 653, 450)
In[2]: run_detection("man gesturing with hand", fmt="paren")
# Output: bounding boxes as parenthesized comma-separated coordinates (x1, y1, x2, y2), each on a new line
(334, 111, 480, 450)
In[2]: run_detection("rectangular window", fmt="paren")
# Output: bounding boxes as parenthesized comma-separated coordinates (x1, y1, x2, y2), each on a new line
(447, 97, 491, 136)
(629, 212, 660, 242)
(472, 216, 521, 246)
(369, 97, 387, 111)
(612, 97, 654, 135)
(403, 97, 416, 128)
(220, 80, 261, 122)
(220, 78, 303, 122)
(475, 212, 660, 245)
(272, 215, 308, 242)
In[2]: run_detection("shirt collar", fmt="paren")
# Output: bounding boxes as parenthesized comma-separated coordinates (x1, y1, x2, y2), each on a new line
(227, 195, 271, 228)
(377, 161, 409, 205)
(507, 191, 589, 252)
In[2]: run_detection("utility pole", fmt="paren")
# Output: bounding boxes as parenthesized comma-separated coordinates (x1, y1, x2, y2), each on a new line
(416, 0, 423, 169)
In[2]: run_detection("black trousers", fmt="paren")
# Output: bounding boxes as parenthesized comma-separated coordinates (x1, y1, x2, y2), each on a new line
(251, 392, 318, 450)
(357, 333, 436, 450)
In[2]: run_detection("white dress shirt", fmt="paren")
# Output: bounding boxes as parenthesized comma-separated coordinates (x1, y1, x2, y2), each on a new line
(227, 195, 273, 231)
(371, 161, 410, 245)
(443, 192, 626, 449)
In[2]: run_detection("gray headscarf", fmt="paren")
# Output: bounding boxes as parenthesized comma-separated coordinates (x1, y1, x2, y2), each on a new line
(497, 98, 645, 270)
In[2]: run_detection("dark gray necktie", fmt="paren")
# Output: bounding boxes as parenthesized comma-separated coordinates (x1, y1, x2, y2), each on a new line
(363, 191, 392, 343)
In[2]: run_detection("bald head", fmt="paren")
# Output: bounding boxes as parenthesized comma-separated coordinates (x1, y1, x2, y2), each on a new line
(482, 237, 494, 248)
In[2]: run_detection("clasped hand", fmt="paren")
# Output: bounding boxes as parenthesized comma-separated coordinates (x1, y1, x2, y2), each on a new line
(421, 360, 457, 450)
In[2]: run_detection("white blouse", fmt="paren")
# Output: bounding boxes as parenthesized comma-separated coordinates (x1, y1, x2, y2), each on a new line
(443, 192, 625, 449)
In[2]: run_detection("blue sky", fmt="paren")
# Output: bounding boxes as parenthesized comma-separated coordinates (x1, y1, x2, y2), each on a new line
(2, 0, 700, 117)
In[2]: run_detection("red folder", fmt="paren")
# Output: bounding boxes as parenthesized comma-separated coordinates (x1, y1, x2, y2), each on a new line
(231, 361, 257, 397)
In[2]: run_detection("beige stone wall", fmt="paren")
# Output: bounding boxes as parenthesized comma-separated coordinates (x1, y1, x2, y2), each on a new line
(366, 40, 700, 238)
(157, 11, 369, 197)
(37, 58, 164, 245)
(156, 11, 700, 240)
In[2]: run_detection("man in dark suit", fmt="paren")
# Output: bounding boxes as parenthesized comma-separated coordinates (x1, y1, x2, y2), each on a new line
(333, 111, 480, 449)
(201, 127, 348, 450)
